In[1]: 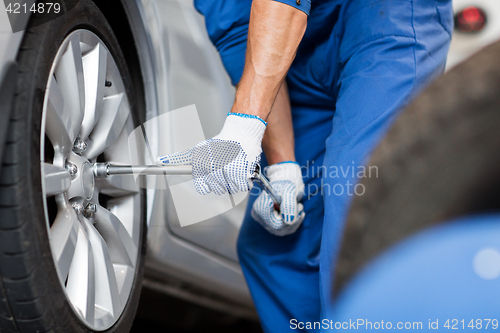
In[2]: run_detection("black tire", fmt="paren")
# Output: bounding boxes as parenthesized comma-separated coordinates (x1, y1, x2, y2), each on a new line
(334, 40, 500, 294)
(0, 1, 146, 332)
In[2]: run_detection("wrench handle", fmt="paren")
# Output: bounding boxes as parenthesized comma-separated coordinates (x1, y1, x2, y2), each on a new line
(252, 165, 282, 210)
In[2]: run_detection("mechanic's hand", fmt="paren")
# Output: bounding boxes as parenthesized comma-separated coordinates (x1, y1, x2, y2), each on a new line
(251, 162, 305, 236)
(157, 113, 266, 195)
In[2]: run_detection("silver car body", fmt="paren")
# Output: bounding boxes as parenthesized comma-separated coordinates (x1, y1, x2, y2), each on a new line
(0, 0, 499, 319)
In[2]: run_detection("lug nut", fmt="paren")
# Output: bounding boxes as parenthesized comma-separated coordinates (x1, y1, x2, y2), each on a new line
(73, 140, 88, 155)
(83, 203, 97, 218)
(72, 203, 84, 215)
(66, 163, 78, 175)
(85, 203, 97, 213)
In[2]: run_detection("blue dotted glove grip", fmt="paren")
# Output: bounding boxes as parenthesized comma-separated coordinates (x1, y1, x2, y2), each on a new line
(251, 180, 305, 236)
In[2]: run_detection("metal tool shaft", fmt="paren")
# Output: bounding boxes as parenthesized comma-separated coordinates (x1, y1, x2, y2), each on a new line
(101, 164, 192, 176)
(93, 163, 282, 208)
(252, 165, 282, 207)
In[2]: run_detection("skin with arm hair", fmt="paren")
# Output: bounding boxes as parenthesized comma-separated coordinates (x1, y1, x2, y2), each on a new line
(263, 82, 296, 164)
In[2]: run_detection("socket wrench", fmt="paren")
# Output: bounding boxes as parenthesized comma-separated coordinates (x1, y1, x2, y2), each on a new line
(93, 162, 282, 209)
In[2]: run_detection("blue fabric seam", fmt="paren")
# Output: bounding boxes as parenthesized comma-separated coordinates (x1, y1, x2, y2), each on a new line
(408, 0, 418, 102)
(272, 0, 311, 16)
(227, 112, 268, 126)
(361, 34, 415, 41)
(436, 5, 452, 37)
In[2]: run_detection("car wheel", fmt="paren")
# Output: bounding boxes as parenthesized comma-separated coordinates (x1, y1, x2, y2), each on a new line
(334, 40, 500, 294)
(0, 1, 146, 332)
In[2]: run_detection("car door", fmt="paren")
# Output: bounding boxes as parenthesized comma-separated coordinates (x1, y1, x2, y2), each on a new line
(148, 0, 248, 263)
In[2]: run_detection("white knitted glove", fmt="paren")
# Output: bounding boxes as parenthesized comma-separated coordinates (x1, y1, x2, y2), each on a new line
(157, 113, 266, 195)
(251, 162, 305, 236)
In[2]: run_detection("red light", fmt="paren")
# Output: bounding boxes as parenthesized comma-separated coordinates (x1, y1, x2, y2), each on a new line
(455, 6, 487, 33)
(462, 7, 482, 23)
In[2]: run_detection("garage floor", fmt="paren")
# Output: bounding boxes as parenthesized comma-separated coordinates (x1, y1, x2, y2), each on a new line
(131, 288, 263, 333)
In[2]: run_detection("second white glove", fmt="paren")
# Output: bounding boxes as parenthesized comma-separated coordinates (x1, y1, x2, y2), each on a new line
(251, 162, 305, 236)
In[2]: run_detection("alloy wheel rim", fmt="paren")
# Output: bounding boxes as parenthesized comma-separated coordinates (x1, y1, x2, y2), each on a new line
(40, 30, 141, 331)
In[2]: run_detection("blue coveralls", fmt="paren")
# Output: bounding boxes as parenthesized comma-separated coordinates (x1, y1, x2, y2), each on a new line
(194, 0, 453, 331)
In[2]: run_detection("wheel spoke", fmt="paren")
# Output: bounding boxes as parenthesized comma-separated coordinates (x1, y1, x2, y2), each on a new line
(82, 217, 120, 318)
(53, 33, 85, 144)
(43, 163, 71, 196)
(94, 205, 137, 267)
(45, 75, 72, 155)
(66, 223, 95, 324)
(96, 175, 139, 198)
(85, 93, 129, 159)
(80, 42, 108, 141)
(107, 196, 140, 248)
(113, 264, 135, 307)
(50, 206, 79, 284)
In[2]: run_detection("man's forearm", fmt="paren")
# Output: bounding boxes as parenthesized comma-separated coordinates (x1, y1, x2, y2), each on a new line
(263, 82, 296, 164)
(231, 0, 307, 120)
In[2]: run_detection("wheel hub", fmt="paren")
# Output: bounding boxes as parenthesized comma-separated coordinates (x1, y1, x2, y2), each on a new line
(65, 151, 95, 203)
(81, 162, 95, 200)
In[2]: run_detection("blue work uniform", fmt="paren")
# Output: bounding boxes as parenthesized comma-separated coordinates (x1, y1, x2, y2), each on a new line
(194, 0, 453, 331)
